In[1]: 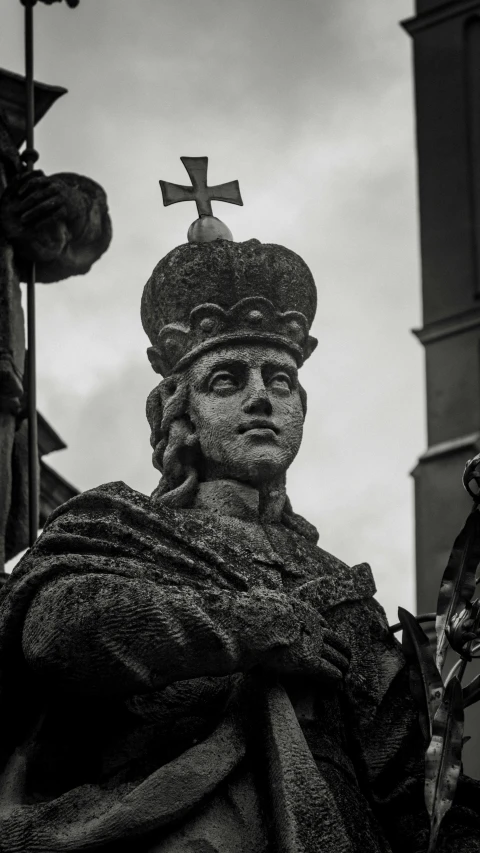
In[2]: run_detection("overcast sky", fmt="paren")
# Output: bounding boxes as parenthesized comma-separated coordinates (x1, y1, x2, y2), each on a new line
(1, 0, 419, 622)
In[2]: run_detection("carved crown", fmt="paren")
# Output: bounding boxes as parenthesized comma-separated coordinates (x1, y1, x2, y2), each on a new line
(141, 238, 318, 377)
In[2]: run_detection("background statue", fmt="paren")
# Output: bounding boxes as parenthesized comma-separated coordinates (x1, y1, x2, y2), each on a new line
(0, 68, 112, 571)
(0, 200, 479, 851)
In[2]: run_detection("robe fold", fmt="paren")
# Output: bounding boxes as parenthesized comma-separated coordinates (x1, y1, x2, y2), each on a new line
(0, 480, 479, 852)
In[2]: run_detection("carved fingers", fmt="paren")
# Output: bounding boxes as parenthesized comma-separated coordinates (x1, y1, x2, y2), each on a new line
(10, 171, 67, 225)
(266, 600, 351, 684)
(0, 170, 88, 262)
(320, 627, 351, 681)
(16, 170, 52, 198)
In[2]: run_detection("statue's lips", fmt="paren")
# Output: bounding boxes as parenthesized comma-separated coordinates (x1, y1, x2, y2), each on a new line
(238, 421, 279, 435)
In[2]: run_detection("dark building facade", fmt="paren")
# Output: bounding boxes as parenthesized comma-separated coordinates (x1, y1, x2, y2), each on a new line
(38, 413, 78, 527)
(403, 0, 480, 778)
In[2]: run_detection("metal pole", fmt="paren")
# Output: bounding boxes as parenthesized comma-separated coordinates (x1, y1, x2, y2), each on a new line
(23, 0, 39, 546)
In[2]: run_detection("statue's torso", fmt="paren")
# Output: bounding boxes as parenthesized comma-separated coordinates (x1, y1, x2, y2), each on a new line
(0, 483, 390, 852)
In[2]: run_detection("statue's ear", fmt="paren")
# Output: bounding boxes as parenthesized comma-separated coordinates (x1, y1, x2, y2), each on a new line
(298, 383, 308, 419)
(304, 335, 318, 360)
(147, 346, 168, 376)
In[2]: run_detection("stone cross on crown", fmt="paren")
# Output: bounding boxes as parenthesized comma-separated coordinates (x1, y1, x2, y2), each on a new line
(160, 156, 243, 243)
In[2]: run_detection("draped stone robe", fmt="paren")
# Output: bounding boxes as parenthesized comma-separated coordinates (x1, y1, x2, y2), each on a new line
(0, 479, 479, 852)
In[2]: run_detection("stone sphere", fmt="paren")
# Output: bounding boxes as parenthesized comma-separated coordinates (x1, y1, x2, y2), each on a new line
(187, 216, 233, 243)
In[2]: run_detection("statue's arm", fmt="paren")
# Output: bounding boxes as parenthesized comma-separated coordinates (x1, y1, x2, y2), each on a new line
(0, 170, 112, 282)
(329, 597, 480, 851)
(20, 572, 334, 696)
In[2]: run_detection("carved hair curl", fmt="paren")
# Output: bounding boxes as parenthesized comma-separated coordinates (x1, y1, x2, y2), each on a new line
(146, 373, 200, 507)
(146, 370, 308, 509)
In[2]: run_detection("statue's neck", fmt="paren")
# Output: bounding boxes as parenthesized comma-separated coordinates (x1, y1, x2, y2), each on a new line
(192, 478, 286, 523)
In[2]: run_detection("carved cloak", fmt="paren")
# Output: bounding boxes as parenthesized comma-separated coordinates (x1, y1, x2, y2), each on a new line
(0, 481, 479, 852)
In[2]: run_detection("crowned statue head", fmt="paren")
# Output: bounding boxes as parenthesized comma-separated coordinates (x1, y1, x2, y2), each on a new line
(141, 157, 318, 518)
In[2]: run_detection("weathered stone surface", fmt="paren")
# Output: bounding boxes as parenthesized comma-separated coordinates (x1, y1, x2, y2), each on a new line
(1, 230, 480, 851)
(141, 238, 318, 376)
(142, 237, 316, 331)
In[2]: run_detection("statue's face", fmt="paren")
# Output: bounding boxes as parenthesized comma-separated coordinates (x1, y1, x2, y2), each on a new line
(187, 343, 304, 487)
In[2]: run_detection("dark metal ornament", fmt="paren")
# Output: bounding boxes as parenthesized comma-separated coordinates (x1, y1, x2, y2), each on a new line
(23, 0, 39, 547)
(424, 677, 464, 853)
(11, 0, 73, 547)
(463, 453, 480, 502)
(160, 156, 243, 243)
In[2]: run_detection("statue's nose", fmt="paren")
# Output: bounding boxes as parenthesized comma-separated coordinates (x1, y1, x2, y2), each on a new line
(242, 382, 273, 416)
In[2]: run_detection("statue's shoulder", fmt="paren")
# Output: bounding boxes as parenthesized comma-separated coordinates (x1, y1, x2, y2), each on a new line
(45, 481, 165, 526)
(42, 481, 181, 548)
(282, 508, 376, 609)
(23, 482, 212, 588)
(31, 484, 253, 593)
(47, 480, 172, 525)
(314, 548, 377, 610)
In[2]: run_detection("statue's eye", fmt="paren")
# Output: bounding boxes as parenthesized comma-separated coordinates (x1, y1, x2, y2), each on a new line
(268, 372, 292, 392)
(209, 372, 238, 393)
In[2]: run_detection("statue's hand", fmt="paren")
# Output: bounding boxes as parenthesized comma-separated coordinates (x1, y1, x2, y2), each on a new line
(266, 601, 351, 684)
(0, 170, 87, 261)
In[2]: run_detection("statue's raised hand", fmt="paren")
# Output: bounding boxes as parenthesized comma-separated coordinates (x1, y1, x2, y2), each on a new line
(0, 170, 86, 262)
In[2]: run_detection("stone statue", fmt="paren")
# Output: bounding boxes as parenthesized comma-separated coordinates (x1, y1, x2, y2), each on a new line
(0, 165, 479, 852)
(0, 68, 112, 570)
